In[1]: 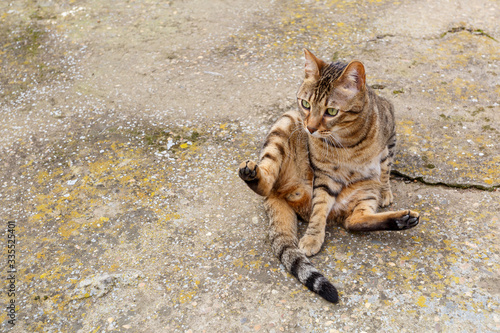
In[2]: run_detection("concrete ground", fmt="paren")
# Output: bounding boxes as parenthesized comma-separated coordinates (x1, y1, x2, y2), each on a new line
(0, 0, 499, 332)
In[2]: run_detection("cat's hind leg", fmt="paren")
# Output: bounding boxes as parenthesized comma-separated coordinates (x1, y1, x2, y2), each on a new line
(239, 112, 299, 197)
(345, 205, 419, 232)
(341, 181, 419, 232)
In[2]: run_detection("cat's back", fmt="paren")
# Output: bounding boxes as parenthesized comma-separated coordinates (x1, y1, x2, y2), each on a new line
(367, 87, 396, 143)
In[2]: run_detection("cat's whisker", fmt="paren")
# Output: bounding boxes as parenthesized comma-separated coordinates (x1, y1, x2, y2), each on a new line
(330, 134, 349, 164)
(325, 134, 345, 164)
(325, 137, 337, 160)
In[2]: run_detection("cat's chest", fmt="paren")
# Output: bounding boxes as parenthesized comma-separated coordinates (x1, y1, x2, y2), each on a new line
(339, 161, 381, 183)
(313, 154, 382, 185)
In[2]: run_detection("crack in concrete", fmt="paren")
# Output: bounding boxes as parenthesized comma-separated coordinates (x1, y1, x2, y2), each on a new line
(391, 170, 499, 192)
(361, 27, 498, 43)
(440, 26, 498, 42)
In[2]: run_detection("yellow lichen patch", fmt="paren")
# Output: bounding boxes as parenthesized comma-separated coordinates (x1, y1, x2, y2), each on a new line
(232, 257, 245, 268)
(410, 31, 499, 110)
(217, 0, 393, 60)
(58, 219, 81, 238)
(36, 170, 49, 183)
(91, 326, 102, 333)
(416, 296, 427, 307)
(39, 265, 66, 282)
(249, 260, 263, 270)
(159, 213, 182, 224)
(399, 120, 415, 137)
(177, 290, 196, 304)
(396, 116, 499, 186)
(437, 32, 500, 69)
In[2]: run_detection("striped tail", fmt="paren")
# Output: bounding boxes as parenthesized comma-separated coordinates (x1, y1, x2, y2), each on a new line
(272, 236, 339, 303)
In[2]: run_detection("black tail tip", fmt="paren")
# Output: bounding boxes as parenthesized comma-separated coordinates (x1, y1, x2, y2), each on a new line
(318, 282, 339, 303)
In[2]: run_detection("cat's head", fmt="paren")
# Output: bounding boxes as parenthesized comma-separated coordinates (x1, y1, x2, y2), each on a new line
(296, 49, 368, 138)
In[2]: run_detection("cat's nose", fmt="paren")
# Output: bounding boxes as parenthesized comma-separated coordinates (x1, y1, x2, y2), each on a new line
(307, 126, 317, 134)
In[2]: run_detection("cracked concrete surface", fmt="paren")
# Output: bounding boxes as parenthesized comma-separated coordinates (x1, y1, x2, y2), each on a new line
(0, 0, 499, 332)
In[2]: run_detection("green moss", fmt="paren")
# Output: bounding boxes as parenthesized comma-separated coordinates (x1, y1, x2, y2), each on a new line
(29, 6, 57, 21)
(20, 26, 43, 56)
(142, 126, 206, 153)
(0, 7, 68, 100)
(470, 107, 485, 117)
(331, 51, 340, 61)
(190, 131, 200, 141)
(145, 130, 169, 146)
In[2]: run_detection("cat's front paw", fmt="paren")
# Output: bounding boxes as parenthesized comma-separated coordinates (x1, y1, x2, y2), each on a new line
(299, 233, 324, 256)
(380, 190, 394, 207)
(389, 210, 419, 230)
(238, 160, 259, 182)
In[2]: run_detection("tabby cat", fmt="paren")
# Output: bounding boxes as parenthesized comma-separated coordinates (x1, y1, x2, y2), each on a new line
(238, 49, 419, 303)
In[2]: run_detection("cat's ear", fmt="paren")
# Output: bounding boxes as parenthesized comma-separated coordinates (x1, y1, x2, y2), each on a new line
(338, 61, 366, 95)
(303, 49, 327, 80)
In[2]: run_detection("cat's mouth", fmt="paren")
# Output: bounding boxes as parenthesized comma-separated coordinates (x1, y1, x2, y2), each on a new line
(304, 126, 328, 138)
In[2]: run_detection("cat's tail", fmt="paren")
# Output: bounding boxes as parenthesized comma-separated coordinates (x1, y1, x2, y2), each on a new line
(271, 235, 339, 303)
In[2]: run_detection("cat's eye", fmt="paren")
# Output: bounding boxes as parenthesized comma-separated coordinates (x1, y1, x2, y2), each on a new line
(301, 100, 311, 109)
(326, 108, 339, 116)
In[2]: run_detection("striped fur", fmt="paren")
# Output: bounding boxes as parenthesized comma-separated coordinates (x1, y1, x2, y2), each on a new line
(239, 50, 419, 303)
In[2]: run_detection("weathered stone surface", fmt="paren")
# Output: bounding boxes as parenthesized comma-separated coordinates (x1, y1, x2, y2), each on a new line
(0, 0, 498, 332)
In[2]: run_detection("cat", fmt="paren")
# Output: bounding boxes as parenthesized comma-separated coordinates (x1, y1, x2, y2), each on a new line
(238, 49, 419, 303)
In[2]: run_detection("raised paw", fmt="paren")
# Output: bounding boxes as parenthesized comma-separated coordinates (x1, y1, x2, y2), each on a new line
(238, 160, 259, 182)
(299, 233, 324, 257)
(380, 189, 394, 208)
(389, 210, 420, 230)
